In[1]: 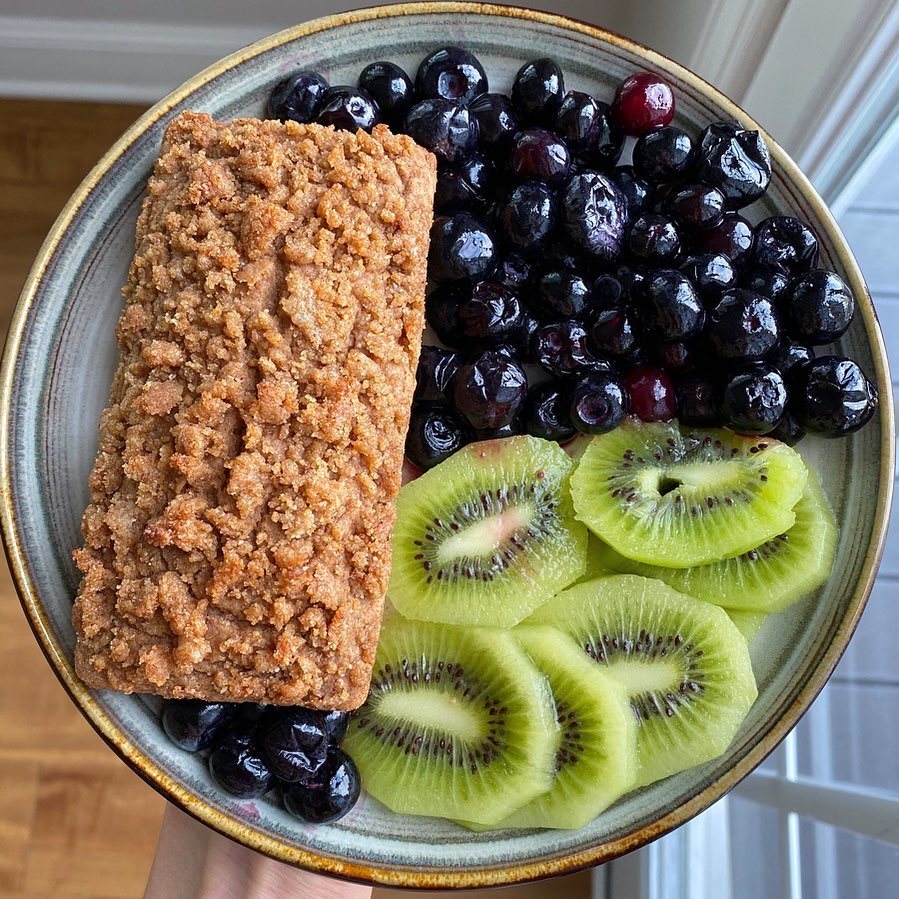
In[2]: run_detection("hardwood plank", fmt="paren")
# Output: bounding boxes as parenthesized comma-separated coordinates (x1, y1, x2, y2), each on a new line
(0, 763, 39, 894)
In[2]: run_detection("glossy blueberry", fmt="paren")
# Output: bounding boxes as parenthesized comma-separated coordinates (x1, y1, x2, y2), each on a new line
(721, 364, 787, 435)
(695, 122, 771, 209)
(322, 711, 350, 743)
(708, 289, 781, 361)
(358, 61, 414, 125)
(769, 340, 813, 377)
(428, 213, 497, 283)
(512, 57, 565, 123)
(562, 171, 628, 261)
(404, 98, 477, 163)
(282, 746, 361, 824)
(235, 703, 269, 725)
(434, 152, 496, 214)
(475, 417, 526, 440)
(453, 350, 528, 429)
(498, 181, 557, 251)
(511, 128, 571, 185)
(638, 269, 705, 343)
(523, 381, 576, 441)
(627, 214, 681, 265)
(425, 284, 465, 345)
(614, 263, 647, 297)
(740, 267, 791, 304)
(674, 370, 719, 425)
(533, 268, 591, 320)
(570, 372, 629, 433)
(679, 252, 737, 301)
(259, 709, 330, 784)
(532, 320, 607, 377)
(416, 46, 488, 104)
(457, 281, 526, 345)
(554, 91, 623, 166)
(469, 93, 520, 150)
(792, 356, 878, 437)
(316, 86, 381, 132)
(162, 700, 235, 752)
(664, 183, 726, 232)
(208, 728, 274, 799)
(632, 126, 695, 183)
(768, 412, 805, 446)
(653, 341, 695, 373)
(415, 345, 460, 402)
(750, 216, 819, 276)
(543, 240, 586, 273)
(691, 213, 753, 268)
(786, 269, 855, 344)
(611, 72, 675, 136)
(623, 365, 676, 422)
(589, 304, 637, 357)
(405, 404, 470, 469)
(592, 272, 629, 307)
(609, 166, 655, 220)
(268, 70, 329, 123)
(494, 252, 533, 290)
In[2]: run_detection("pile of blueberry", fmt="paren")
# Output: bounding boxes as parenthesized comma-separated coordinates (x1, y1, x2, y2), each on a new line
(162, 699, 360, 823)
(268, 48, 879, 468)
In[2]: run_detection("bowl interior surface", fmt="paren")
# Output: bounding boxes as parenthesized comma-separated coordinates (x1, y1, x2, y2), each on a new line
(2, 2, 892, 888)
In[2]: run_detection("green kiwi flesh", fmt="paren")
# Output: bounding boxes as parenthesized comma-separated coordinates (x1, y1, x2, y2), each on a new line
(389, 436, 587, 627)
(343, 617, 557, 825)
(590, 465, 836, 613)
(570, 420, 808, 568)
(526, 575, 757, 787)
(727, 610, 767, 643)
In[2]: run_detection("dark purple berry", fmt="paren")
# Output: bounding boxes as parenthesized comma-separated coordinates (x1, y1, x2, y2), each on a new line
(638, 269, 705, 342)
(609, 166, 655, 220)
(453, 351, 528, 429)
(614, 263, 647, 296)
(741, 267, 791, 304)
(428, 213, 497, 283)
(469, 93, 520, 150)
(589, 305, 637, 357)
(414, 346, 460, 402)
(680, 252, 737, 301)
(695, 122, 771, 209)
(475, 417, 526, 440)
(664, 184, 726, 232)
(316, 86, 381, 132)
(612, 72, 675, 136)
(570, 372, 628, 433)
(554, 92, 623, 166)
(404, 98, 477, 163)
(632, 126, 695, 183)
(358, 61, 414, 125)
(707, 289, 781, 360)
(268, 71, 329, 123)
(405, 404, 469, 469)
(770, 341, 813, 377)
(457, 281, 526, 345)
(523, 381, 576, 441)
(532, 320, 606, 377)
(494, 252, 533, 290)
(209, 728, 274, 799)
(721, 364, 787, 435)
(282, 746, 361, 824)
(498, 181, 557, 251)
(623, 365, 676, 422)
(322, 711, 350, 743)
(511, 128, 571, 185)
(675, 370, 719, 425)
(768, 412, 805, 446)
(792, 356, 877, 437)
(162, 700, 235, 752)
(425, 284, 465, 345)
(434, 152, 496, 214)
(751, 216, 819, 276)
(512, 58, 565, 123)
(787, 269, 855, 344)
(534, 268, 591, 320)
(562, 171, 628, 261)
(691, 212, 753, 268)
(653, 341, 695, 373)
(259, 709, 329, 784)
(415, 46, 488, 103)
(627, 214, 681, 264)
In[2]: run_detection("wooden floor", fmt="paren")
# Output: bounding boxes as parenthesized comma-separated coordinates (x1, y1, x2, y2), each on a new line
(0, 99, 591, 899)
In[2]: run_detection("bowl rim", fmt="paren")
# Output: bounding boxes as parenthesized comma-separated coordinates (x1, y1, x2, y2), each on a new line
(0, 1, 894, 889)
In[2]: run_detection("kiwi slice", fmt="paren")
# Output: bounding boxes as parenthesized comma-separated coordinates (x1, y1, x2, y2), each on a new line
(727, 610, 767, 643)
(589, 465, 836, 613)
(570, 420, 808, 568)
(389, 436, 587, 627)
(343, 617, 557, 825)
(526, 574, 757, 787)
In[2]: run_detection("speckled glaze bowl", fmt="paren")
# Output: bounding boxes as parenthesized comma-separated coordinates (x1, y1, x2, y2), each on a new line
(1, 2, 893, 889)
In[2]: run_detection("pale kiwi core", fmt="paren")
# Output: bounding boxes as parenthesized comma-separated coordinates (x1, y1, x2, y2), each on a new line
(436, 505, 534, 563)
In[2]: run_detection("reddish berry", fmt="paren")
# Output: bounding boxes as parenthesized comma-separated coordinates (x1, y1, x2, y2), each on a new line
(612, 73, 675, 136)
(623, 365, 676, 421)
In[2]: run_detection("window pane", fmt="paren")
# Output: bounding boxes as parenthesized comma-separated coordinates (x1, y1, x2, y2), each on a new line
(729, 796, 786, 898)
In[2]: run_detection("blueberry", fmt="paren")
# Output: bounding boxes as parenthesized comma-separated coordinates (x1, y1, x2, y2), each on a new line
(475, 417, 526, 440)
(533, 268, 591, 320)
(512, 58, 565, 123)
(786, 269, 855, 345)
(721, 364, 787, 435)
(259, 709, 329, 784)
(543, 240, 587, 273)
(511, 128, 571, 186)
(609, 166, 655, 220)
(679, 252, 737, 301)
(415, 345, 460, 402)
(523, 381, 576, 441)
(614, 263, 647, 297)
(494, 252, 533, 290)
(457, 281, 526, 345)
(358, 61, 414, 125)
(268, 71, 329, 123)
(235, 703, 269, 725)
(416, 46, 488, 104)
(691, 212, 753, 268)
(453, 350, 528, 429)
(611, 72, 675, 136)
(498, 181, 557, 252)
(627, 214, 681, 265)
(769, 340, 813, 376)
(428, 213, 497, 283)
(425, 283, 465, 345)
(434, 152, 496, 214)
(592, 272, 629, 307)
(768, 412, 805, 446)
(532, 320, 607, 377)
(282, 746, 361, 824)
(675, 370, 719, 425)
(469, 93, 520, 151)
(632, 126, 695, 183)
(570, 372, 629, 433)
(562, 171, 628, 261)
(316, 86, 381, 132)
(653, 341, 695, 373)
(208, 728, 274, 799)
(751, 216, 819, 276)
(664, 184, 726, 232)
(404, 98, 477, 163)
(740, 267, 791, 304)
(638, 269, 705, 343)
(589, 304, 637, 357)
(792, 356, 878, 437)
(322, 711, 350, 743)
(708, 289, 781, 361)
(554, 91, 623, 166)
(162, 700, 235, 752)
(695, 122, 771, 209)
(405, 404, 470, 469)
(622, 365, 677, 422)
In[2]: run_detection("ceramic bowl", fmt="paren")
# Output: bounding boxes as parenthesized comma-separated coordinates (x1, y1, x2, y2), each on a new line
(1, 2, 893, 889)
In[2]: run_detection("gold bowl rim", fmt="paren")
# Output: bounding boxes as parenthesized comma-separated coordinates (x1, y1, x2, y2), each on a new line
(0, 1, 894, 889)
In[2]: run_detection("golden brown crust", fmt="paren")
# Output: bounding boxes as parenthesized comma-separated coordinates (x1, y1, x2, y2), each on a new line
(72, 112, 436, 709)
